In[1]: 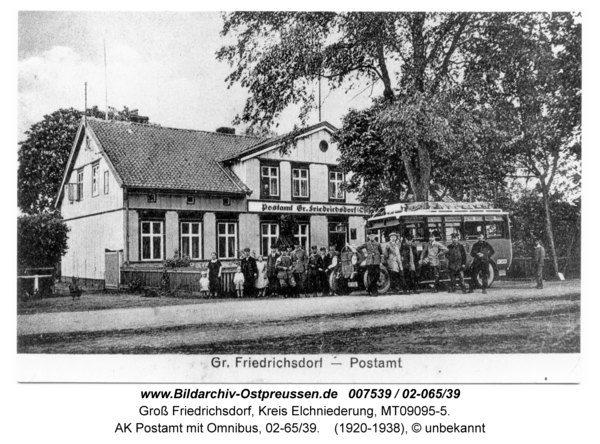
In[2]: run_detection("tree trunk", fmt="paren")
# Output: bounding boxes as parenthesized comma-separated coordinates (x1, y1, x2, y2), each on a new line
(540, 183, 560, 277)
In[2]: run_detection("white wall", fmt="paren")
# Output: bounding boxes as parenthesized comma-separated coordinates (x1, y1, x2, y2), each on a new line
(61, 210, 124, 281)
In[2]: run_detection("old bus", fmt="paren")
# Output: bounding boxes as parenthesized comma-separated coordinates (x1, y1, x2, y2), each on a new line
(366, 201, 512, 287)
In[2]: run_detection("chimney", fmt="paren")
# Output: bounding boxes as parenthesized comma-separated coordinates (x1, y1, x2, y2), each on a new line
(216, 127, 236, 135)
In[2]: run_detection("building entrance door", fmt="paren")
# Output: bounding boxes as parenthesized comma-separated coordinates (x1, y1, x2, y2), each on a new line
(329, 222, 348, 252)
(104, 250, 121, 290)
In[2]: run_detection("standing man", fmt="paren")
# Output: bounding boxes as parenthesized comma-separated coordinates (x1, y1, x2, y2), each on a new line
(307, 245, 324, 297)
(359, 232, 384, 296)
(240, 248, 258, 297)
(275, 247, 295, 298)
(266, 245, 280, 296)
(384, 232, 407, 294)
(469, 232, 495, 294)
(420, 233, 448, 293)
(401, 234, 420, 294)
(319, 247, 329, 296)
(325, 244, 340, 295)
(446, 233, 467, 294)
(291, 241, 308, 297)
(533, 238, 546, 289)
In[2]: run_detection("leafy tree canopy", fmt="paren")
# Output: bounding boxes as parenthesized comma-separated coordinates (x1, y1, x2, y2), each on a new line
(18, 106, 149, 215)
(17, 213, 70, 270)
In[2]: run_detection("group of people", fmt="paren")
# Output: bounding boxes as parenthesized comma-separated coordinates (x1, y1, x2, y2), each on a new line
(198, 230, 508, 298)
(361, 230, 496, 295)
(199, 243, 341, 298)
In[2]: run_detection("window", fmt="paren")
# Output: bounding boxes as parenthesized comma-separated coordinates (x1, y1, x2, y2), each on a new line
(427, 217, 443, 241)
(148, 194, 157, 203)
(294, 223, 309, 251)
(103, 171, 109, 195)
(319, 140, 329, 152)
(402, 217, 426, 243)
(261, 223, 279, 255)
(186, 196, 196, 205)
(92, 163, 99, 197)
(444, 216, 462, 240)
(180, 222, 202, 260)
(76, 169, 84, 201)
(464, 216, 485, 240)
(485, 215, 506, 239)
(292, 168, 309, 198)
(261, 165, 279, 198)
(141, 221, 164, 261)
(329, 171, 345, 200)
(223, 197, 231, 206)
(217, 222, 237, 259)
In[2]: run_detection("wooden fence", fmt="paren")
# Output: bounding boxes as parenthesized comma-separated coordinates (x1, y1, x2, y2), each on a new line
(121, 267, 238, 296)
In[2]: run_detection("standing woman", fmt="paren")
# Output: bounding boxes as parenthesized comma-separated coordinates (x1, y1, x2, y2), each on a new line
(207, 252, 222, 298)
(255, 255, 268, 297)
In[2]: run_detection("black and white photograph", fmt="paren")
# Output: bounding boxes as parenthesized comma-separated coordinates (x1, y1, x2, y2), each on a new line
(13, 9, 584, 385)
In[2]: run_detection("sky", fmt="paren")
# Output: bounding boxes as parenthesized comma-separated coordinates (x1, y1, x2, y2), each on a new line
(17, 11, 379, 140)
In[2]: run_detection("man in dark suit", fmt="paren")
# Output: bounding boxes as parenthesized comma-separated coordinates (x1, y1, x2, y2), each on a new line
(358, 232, 384, 296)
(307, 245, 324, 296)
(469, 233, 495, 294)
(534, 238, 546, 289)
(401, 234, 420, 294)
(266, 245, 280, 296)
(446, 232, 467, 293)
(240, 247, 258, 297)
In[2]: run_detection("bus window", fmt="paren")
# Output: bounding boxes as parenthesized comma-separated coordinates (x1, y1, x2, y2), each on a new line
(402, 217, 426, 243)
(464, 216, 484, 240)
(427, 217, 443, 241)
(444, 216, 462, 240)
(485, 215, 506, 239)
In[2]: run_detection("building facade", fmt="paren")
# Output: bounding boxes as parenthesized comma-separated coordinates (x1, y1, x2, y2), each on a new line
(56, 118, 367, 285)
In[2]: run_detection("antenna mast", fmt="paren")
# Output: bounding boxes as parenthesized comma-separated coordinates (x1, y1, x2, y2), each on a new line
(104, 39, 108, 121)
(318, 74, 322, 122)
(84, 82, 87, 124)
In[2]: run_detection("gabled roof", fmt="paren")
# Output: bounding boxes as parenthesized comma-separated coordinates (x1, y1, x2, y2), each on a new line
(222, 121, 338, 162)
(84, 118, 267, 194)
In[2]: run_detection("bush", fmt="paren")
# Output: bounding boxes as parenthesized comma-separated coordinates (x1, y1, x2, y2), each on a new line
(18, 213, 69, 271)
(163, 250, 191, 268)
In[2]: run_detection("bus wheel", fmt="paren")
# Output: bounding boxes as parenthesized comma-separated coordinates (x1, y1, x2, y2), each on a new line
(329, 270, 350, 296)
(363, 266, 391, 294)
(475, 263, 495, 288)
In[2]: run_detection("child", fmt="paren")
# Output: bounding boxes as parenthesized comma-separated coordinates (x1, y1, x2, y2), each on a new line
(199, 271, 210, 298)
(233, 266, 245, 298)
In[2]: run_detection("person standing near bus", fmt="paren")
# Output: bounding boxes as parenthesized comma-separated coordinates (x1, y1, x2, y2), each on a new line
(401, 234, 420, 294)
(469, 232, 495, 294)
(384, 232, 407, 294)
(419, 233, 448, 293)
(447, 233, 467, 293)
(534, 238, 546, 289)
(359, 232, 384, 296)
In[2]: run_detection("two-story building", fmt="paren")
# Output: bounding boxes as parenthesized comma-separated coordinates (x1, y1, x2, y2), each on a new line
(56, 118, 368, 287)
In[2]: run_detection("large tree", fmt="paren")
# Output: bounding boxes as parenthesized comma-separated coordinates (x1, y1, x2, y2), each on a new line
(476, 13, 581, 276)
(18, 106, 148, 215)
(18, 213, 69, 270)
(218, 12, 514, 202)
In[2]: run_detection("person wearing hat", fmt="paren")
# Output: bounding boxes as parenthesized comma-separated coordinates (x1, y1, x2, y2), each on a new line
(469, 232, 495, 294)
(358, 232, 384, 296)
(533, 237, 546, 289)
(240, 247, 258, 297)
(307, 245, 324, 296)
(446, 232, 467, 293)
(319, 246, 329, 296)
(275, 247, 296, 297)
(324, 244, 340, 295)
(419, 232, 448, 293)
(291, 241, 308, 297)
(401, 234, 420, 293)
(266, 245, 280, 296)
(384, 232, 407, 294)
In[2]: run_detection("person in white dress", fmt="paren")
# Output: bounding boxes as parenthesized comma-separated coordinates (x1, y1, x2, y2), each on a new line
(255, 255, 268, 297)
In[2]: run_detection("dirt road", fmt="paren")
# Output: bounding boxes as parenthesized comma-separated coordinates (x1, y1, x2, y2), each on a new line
(18, 281, 580, 354)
